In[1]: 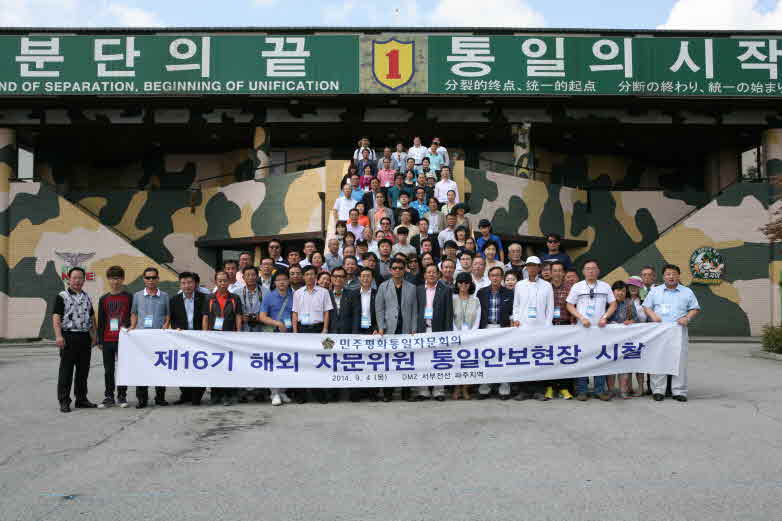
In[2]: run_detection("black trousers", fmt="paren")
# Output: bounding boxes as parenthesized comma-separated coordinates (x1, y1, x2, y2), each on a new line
(102, 341, 128, 399)
(58, 332, 92, 404)
(298, 324, 327, 402)
(179, 387, 206, 404)
(136, 386, 166, 403)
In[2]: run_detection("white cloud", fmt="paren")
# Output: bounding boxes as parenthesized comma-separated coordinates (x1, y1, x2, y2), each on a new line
(321, 0, 544, 27)
(104, 3, 163, 26)
(429, 0, 545, 27)
(659, 0, 782, 29)
(0, 0, 162, 27)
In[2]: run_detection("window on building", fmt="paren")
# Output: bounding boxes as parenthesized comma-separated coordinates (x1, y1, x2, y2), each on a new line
(741, 146, 764, 182)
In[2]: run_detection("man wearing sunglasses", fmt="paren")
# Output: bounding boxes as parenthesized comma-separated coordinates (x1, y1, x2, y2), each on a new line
(540, 233, 572, 269)
(128, 267, 170, 408)
(565, 259, 616, 402)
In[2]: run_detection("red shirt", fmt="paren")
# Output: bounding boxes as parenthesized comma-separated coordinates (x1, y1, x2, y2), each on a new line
(101, 293, 132, 343)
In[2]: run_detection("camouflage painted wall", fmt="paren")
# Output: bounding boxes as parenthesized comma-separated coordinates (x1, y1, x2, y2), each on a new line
(463, 167, 708, 273)
(0, 182, 178, 339)
(69, 166, 327, 278)
(605, 183, 777, 336)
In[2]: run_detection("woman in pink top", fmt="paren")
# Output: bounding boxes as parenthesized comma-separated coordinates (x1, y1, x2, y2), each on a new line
(359, 165, 375, 190)
(377, 157, 397, 188)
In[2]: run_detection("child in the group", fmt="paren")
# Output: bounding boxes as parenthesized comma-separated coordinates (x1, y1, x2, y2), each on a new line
(96, 266, 133, 408)
(607, 280, 636, 399)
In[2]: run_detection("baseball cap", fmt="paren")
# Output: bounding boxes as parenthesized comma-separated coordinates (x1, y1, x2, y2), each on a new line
(525, 256, 542, 265)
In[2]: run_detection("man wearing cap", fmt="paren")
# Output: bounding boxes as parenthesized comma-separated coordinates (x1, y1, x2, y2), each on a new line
(477, 220, 505, 264)
(511, 257, 555, 401)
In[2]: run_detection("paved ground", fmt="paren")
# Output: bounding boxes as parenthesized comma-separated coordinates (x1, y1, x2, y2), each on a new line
(0, 340, 780, 521)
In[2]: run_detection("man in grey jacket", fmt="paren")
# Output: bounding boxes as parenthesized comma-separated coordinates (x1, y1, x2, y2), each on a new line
(375, 258, 419, 336)
(375, 258, 419, 401)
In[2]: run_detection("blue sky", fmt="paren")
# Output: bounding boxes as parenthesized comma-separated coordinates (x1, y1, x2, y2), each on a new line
(0, 0, 780, 30)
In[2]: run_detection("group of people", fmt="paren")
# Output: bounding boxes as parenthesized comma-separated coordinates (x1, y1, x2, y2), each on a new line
(53, 233, 699, 412)
(51, 136, 699, 412)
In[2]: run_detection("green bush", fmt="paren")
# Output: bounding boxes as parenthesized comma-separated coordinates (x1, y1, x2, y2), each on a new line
(762, 325, 782, 354)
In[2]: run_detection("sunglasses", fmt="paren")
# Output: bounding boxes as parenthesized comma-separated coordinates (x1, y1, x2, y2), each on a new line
(391, 266, 404, 271)
(589, 288, 595, 299)
(547, 239, 559, 243)
(144, 276, 158, 280)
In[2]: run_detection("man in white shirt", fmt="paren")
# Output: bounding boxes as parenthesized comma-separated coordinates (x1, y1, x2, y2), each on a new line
(408, 136, 427, 166)
(434, 166, 459, 204)
(346, 208, 365, 240)
(298, 241, 317, 268)
(511, 256, 555, 401)
(512, 257, 554, 327)
(333, 182, 357, 223)
(565, 259, 617, 402)
(471, 256, 490, 291)
(292, 265, 333, 404)
(352, 137, 376, 162)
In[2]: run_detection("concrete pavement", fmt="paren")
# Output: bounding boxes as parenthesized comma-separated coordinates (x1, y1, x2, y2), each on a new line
(0, 340, 780, 521)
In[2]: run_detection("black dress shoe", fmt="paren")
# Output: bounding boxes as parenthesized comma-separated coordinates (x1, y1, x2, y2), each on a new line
(74, 400, 97, 408)
(653, 394, 664, 402)
(477, 394, 489, 400)
(499, 394, 511, 401)
(673, 395, 688, 402)
(155, 399, 170, 406)
(435, 395, 445, 402)
(136, 401, 148, 409)
(173, 398, 188, 405)
(60, 403, 71, 413)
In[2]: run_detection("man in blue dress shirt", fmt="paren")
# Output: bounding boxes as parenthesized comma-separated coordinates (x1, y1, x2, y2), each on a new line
(643, 263, 701, 403)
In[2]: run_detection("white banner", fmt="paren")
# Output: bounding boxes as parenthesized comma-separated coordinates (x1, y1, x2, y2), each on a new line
(117, 323, 683, 388)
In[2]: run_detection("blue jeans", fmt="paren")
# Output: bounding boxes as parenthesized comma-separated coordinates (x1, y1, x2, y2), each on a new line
(575, 376, 606, 394)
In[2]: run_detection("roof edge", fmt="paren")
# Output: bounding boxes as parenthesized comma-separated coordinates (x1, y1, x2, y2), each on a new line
(0, 26, 781, 36)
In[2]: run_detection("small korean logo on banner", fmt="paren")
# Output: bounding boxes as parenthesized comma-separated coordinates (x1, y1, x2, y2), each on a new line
(372, 38, 415, 90)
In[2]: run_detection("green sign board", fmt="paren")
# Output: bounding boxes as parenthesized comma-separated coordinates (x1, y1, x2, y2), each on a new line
(0, 35, 359, 95)
(428, 35, 782, 96)
(0, 33, 780, 97)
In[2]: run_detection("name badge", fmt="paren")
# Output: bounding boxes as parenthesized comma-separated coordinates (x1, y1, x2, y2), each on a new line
(301, 312, 312, 325)
(110, 318, 120, 331)
(385, 181, 390, 188)
(283, 318, 292, 329)
(553, 307, 561, 319)
(361, 313, 371, 328)
(660, 304, 670, 314)
(424, 306, 433, 320)
(527, 306, 538, 319)
(143, 315, 154, 328)
(586, 303, 596, 317)
(213, 317, 224, 330)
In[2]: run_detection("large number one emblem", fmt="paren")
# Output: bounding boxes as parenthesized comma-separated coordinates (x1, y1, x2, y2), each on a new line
(372, 38, 415, 90)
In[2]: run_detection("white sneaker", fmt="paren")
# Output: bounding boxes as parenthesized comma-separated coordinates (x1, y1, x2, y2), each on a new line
(280, 392, 292, 403)
(271, 393, 282, 406)
(498, 383, 511, 396)
(478, 384, 491, 395)
(118, 401, 129, 408)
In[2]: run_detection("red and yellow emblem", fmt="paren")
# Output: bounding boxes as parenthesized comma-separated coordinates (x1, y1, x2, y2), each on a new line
(372, 38, 415, 90)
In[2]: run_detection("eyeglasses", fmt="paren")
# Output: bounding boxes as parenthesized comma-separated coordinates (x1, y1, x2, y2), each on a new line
(547, 239, 559, 243)
(391, 266, 404, 271)
(332, 274, 345, 278)
(144, 276, 158, 280)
